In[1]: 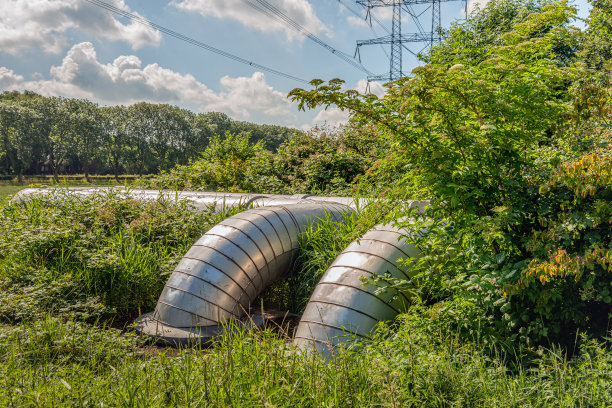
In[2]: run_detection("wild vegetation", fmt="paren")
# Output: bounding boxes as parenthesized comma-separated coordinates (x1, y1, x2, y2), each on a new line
(143, 124, 385, 195)
(0, 0, 611, 405)
(0, 96, 295, 182)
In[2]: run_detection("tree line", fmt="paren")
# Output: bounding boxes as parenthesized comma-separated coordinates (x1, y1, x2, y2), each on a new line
(0, 91, 296, 182)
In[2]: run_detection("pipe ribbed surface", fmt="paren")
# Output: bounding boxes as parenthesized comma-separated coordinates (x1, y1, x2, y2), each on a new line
(293, 223, 421, 358)
(138, 201, 351, 343)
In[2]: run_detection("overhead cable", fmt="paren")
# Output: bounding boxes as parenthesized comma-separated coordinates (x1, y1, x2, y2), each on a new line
(336, 0, 390, 59)
(83, 0, 310, 84)
(241, 0, 374, 76)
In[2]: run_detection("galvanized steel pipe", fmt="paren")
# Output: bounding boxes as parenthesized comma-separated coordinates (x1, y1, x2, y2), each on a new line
(16, 187, 427, 353)
(293, 222, 422, 358)
(137, 200, 353, 344)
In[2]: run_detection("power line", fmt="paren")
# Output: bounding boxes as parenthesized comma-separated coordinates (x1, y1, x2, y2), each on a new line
(241, 0, 374, 76)
(83, 0, 310, 85)
(356, 0, 463, 82)
(336, 0, 390, 59)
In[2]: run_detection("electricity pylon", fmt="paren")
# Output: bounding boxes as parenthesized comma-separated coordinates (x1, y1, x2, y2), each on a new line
(355, 0, 465, 83)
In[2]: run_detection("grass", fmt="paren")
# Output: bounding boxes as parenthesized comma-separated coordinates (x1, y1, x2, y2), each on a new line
(0, 184, 24, 199)
(1, 192, 612, 406)
(1, 314, 612, 406)
(0, 174, 146, 199)
(0, 189, 244, 323)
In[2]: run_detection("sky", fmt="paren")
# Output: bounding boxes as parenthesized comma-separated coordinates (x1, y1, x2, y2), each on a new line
(0, 0, 592, 129)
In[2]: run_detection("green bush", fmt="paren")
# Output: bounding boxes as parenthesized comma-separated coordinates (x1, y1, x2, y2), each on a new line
(289, 0, 612, 351)
(145, 125, 386, 196)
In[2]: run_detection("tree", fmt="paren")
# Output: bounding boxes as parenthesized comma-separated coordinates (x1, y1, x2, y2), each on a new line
(0, 101, 41, 182)
(100, 106, 130, 182)
(67, 99, 102, 182)
(125, 103, 156, 176)
(150, 105, 195, 171)
(581, 0, 612, 69)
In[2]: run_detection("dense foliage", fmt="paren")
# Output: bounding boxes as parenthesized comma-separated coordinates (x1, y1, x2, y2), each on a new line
(290, 0, 612, 350)
(0, 94, 296, 181)
(144, 124, 386, 195)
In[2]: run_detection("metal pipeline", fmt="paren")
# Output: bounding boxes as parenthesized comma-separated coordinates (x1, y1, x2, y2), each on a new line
(12, 187, 359, 210)
(16, 187, 426, 354)
(136, 200, 353, 344)
(293, 222, 422, 358)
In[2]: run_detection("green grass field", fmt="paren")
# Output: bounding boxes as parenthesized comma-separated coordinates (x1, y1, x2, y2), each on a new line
(0, 184, 24, 199)
(0, 175, 143, 199)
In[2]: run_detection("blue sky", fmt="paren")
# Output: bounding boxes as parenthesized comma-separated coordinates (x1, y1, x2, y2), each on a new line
(0, 0, 591, 129)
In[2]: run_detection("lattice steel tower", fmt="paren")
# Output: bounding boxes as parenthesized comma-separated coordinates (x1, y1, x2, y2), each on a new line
(355, 0, 465, 82)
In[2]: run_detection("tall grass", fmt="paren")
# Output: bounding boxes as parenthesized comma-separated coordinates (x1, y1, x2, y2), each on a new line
(1, 314, 612, 406)
(0, 190, 243, 322)
(257, 209, 360, 314)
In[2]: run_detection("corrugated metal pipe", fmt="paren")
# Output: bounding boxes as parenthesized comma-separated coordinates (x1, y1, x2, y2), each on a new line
(13, 187, 358, 346)
(293, 220, 423, 359)
(136, 200, 353, 344)
(14, 187, 427, 355)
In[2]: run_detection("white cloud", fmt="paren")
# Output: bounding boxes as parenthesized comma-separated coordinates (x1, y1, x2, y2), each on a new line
(1, 42, 290, 120)
(172, 0, 329, 41)
(212, 73, 290, 118)
(0, 0, 161, 55)
(355, 79, 385, 98)
(0, 68, 25, 89)
(312, 107, 350, 127)
(347, 15, 369, 27)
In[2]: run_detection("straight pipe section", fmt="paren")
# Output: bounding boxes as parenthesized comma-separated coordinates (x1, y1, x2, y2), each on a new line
(293, 223, 421, 358)
(138, 201, 352, 344)
(12, 187, 362, 211)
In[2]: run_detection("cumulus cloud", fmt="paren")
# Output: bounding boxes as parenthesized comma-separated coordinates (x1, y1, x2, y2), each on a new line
(1, 42, 291, 120)
(355, 79, 385, 98)
(0, 68, 25, 89)
(172, 0, 330, 41)
(0, 0, 161, 55)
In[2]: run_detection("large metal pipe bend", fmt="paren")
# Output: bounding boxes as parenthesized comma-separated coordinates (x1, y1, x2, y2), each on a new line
(293, 223, 421, 358)
(17, 187, 424, 353)
(137, 200, 353, 344)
